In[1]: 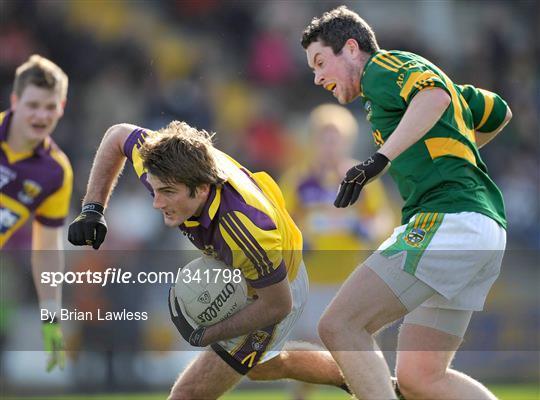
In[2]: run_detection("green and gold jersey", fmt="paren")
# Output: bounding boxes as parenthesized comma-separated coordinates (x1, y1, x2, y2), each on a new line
(360, 50, 508, 228)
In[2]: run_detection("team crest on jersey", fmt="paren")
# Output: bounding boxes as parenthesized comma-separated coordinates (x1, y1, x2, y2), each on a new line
(364, 101, 372, 121)
(251, 330, 270, 351)
(197, 291, 211, 304)
(405, 228, 426, 246)
(0, 165, 16, 190)
(18, 180, 42, 204)
(203, 245, 218, 258)
(0, 207, 21, 233)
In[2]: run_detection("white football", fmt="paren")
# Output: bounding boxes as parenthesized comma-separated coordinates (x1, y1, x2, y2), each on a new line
(175, 256, 248, 327)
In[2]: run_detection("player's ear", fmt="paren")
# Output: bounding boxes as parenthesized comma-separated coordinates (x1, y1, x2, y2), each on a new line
(57, 99, 66, 118)
(344, 38, 360, 56)
(196, 183, 210, 197)
(10, 92, 18, 110)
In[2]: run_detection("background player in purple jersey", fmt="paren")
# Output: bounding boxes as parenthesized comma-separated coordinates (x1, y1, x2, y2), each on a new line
(67, 121, 359, 399)
(0, 55, 73, 372)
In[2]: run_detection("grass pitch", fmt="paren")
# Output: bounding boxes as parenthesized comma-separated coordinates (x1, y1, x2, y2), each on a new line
(5, 384, 540, 400)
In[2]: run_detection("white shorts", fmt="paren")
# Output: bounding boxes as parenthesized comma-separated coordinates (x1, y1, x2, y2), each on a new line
(365, 212, 506, 312)
(211, 262, 308, 374)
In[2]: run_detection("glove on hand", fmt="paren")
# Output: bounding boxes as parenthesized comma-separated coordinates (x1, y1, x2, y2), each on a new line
(68, 203, 107, 249)
(334, 152, 390, 208)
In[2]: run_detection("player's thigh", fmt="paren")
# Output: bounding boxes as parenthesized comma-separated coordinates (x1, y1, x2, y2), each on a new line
(170, 349, 243, 400)
(396, 319, 465, 384)
(320, 264, 408, 334)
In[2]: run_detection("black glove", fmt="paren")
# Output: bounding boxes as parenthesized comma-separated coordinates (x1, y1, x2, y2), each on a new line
(168, 286, 207, 347)
(68, 202, 108, 249)
(334, 152, 391, 208)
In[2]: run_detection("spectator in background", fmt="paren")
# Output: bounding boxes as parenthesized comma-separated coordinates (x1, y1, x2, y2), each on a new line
(0, 55, 72, 372)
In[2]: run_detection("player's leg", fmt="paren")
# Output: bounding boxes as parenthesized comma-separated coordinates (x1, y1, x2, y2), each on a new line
(317, 264, 427, 399)
(247, 341, 347, 389)
(168, 349, 243, 400)
(396, 310, 497, 400)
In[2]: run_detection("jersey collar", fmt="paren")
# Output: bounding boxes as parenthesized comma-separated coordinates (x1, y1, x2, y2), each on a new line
(359, 50, 382, 98)
(184, 185, 222, 229)
(0, 109, 51, 162)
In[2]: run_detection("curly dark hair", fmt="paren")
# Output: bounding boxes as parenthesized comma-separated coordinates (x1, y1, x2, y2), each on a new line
(301, 5, 379, 55)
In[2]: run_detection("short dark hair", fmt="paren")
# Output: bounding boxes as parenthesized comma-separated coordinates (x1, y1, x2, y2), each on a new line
(13, 55, 68, 99)
(140, 121, 226, 197)
(301, 5, 379, 55)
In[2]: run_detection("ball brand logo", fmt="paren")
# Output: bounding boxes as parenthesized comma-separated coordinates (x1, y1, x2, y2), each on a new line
(197, 291, 211, 304)
(197, 283, 236, 323)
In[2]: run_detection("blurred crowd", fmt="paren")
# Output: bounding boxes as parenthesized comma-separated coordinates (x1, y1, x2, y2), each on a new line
(1, 0, 538, 393)
(2, 0, 537, 250)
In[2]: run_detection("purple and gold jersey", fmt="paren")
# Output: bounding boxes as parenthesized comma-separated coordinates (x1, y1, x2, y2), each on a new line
(123, 128, 303, 289)
(0, 110, 73, 247)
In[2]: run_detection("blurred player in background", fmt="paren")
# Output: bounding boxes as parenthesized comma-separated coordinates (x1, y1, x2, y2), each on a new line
(302, 6, 512, 400)
(282, 103, 393, 279)
(281, 103, 394, 398)
(68, 121, 355, 399)
(0, 55, 72, 372)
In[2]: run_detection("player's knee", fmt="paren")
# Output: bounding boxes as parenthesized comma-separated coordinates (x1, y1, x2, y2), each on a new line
(396, 357, 444, 398)
(317, 313, 342, 347)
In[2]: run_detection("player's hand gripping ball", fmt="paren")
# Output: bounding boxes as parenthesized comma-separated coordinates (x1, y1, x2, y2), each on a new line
(169, 256, 248, 346)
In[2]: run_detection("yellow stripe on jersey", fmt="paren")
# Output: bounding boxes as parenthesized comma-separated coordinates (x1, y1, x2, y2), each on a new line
(214, 150, 302, 280)
(209, 186, 221, 220)
(372, 56, 398, 72)
(35, 149, 73, 220)
(219, 211, 282, 282)
(131, 146, 146, 178)
(439, 74, 476, 144)
(400, 71, 440, 101)
(424, 137, 477, 166)
(0, 142, 34, 164)
(380, 52, 404, 68)
(475, 89, 495, 130)
(0, 194, 31, 247)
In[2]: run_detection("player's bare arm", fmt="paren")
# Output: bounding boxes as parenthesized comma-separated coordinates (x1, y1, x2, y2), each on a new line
(200, 277, 293, 346)
(32, 221, 65, 308)
(83, 123, 137, 206)
(69, 123, 138, 249)
(32, 221, 66, 371)
(475, 107, 513, 149)
(378, 87, 451, 161)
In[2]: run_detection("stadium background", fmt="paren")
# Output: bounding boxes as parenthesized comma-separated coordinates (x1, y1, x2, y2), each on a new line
(1, 0, 538, 398)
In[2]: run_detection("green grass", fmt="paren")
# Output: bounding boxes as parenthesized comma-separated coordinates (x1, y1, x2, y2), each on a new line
(5, 384, 539, 400)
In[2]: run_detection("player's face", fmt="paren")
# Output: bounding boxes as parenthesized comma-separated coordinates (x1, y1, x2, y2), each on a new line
(147, 173, 209, 227)
(306, 40, 362, 104)
(314, 125, 350, 164)
(10, 85, 65, 144)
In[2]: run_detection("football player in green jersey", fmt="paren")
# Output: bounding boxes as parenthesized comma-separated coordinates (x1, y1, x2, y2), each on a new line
(302, 6, 511, 400)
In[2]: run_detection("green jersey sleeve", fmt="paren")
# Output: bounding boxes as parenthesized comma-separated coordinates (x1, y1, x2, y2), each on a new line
(458, 84, 509, 132)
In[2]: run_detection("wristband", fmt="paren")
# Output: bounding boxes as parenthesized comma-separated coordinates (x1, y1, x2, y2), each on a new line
(82, 202, 105, 214)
